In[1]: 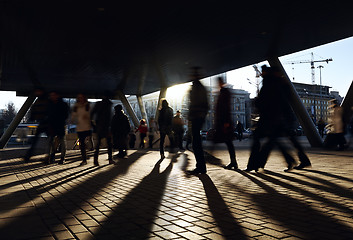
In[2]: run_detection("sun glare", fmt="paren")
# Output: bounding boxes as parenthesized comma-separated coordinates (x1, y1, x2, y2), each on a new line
(166, 83, 191, 102)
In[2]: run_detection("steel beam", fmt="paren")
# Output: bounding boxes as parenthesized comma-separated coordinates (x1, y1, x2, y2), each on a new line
(268, 57, 323, 147)
(0, 93, 36, 148)
(136, 94, 148, 126)
(155, 87, 167, 120)
(115, 90, 139, 128)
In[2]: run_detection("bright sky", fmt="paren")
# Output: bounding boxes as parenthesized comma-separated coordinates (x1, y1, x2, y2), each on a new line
(1, 36, 353, 110)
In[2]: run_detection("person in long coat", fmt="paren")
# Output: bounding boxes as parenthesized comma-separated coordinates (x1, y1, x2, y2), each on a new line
(111, 104, 131, 158)
(158, 99, 175, 159)
(214, 77, 238, 170)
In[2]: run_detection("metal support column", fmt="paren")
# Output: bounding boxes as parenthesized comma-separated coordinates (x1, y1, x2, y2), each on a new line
(115, 90, 140, 128)
(155, 87, 167, 120)
(268, 56, 323, 147)
(136, 94, 148, 125)
(341, 80, 353, 126)
(0, 93, 36, 148)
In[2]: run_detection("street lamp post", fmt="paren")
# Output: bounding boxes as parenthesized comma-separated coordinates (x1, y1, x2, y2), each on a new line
(317, 65, 324, 119)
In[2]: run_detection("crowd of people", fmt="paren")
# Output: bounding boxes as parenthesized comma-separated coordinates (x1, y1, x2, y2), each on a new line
(23, 66, 348, 174)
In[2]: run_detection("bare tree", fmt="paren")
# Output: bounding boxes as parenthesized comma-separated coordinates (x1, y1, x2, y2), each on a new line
(2, 102, 17, 125)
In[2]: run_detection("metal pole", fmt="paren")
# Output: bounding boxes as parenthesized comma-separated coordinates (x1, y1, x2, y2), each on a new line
(0, 93, 36, 148)
(136, 94, 148, 126)
(268, 56, 323, 147)
(318, 65, 324, 119)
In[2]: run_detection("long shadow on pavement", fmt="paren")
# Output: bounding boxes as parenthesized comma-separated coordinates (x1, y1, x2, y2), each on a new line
(237, 171, 353, 239)
(0, 150, 146, 239)
(94, 154, 178, 239)
(198, 174, 247, 240)
(302, 168, 353, 183)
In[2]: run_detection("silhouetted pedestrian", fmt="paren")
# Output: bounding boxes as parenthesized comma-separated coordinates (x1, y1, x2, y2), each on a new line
(235, 121, 244, 141)
(136, 119, 148, 148)
(71, 93, 93, 166)
(148, 117, 158, 149)
(187, 67, 209, 175)
(214, 77, 238, 170)
(24, 88, 49, 162)
(158, 99, 175, 159)
(47, 91, 69, 164)
(91, 92, 114, 165)
(172, 110, 185, 150)
(324, 99, 346, 150)
(111, 104, 130, 158)
(317, 118, 326, 138)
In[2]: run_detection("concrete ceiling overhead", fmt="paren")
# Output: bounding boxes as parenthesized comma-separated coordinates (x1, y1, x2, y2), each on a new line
(1, 1, 353, 98)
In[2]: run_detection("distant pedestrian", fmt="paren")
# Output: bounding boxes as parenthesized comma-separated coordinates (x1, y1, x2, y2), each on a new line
(91, 92, 114, 165)
(136, 119, 148, 148)
(24, 88, 49, 162)
(185, 121, 192, 150)
(158, 99, 175, 159)
(47, 91, 69, 164)
(214, 77, 238, 170)
(148, 117, 158, 149)
(187, 67, 209, 175)
(317, 118, 326, 138)
(111, 104, 131, 158)
(324, 99, 346, 150)
(235, 121, 244, 141)
(172, 110, 185, 150)
(71, 93, 93, 166)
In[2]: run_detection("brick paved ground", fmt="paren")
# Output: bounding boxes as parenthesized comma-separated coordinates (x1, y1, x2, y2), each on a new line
(1, 138, 353, 239)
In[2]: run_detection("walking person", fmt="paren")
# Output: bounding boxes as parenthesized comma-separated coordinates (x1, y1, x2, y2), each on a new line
(91, 92, 114, 165)
(172, 110, 185, 151)
(324, 99, 346, 150)
(148, 117, 158, 149)
(158, 99, 175, 159)
(136, 119, 148, 148)
(214, 77, 238, 170)
(24, 88, 49, 162)
(111, 104, 131, 158)
(47, 91, 69, 164)
(71, 93, 93, 166)
(187, 67, 209, 175)
(235, 121, 244, 141)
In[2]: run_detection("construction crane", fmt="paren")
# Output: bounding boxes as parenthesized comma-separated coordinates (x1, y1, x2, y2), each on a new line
(284, 52, 332, 84)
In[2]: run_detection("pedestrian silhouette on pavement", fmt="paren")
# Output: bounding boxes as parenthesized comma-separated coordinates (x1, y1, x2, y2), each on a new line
(214, 77, 238, 170)
(111, 104, 131, 158)
(47, 91, 69, 164)
(187, 67, 209, 175)
(172, 110, 185, 151)
(91, 91, 114, 165)
(158, 99, 175, 159)
(71, 93, 93, 166)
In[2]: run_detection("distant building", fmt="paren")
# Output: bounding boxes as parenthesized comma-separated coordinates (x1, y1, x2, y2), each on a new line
(292, 82, 335, 123)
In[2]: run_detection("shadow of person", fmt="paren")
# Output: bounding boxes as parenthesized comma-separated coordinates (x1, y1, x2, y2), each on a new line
(198, 174, 247, 240)
(95, 158, 174, 239)
(237, 171, 353, 239)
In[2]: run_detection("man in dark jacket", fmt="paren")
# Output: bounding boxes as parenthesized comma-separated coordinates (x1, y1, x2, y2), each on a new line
(111, 104, 131, 158)
(172, 110, 185, 150)
(47, 91, 69, 164)
(187, 67, 209, 175)
(91, 92, 114, 165)
(215, 77, 237, 170)
(158, 99, 174, 159)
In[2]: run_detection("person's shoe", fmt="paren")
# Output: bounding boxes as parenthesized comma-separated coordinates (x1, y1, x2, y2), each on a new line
(160, 154, 165, 160)
(108, 159, 115, 164)
(187, 168, 207, 175)
(293, 163, 312, 170)
(284, 162, 296, 172)
(58, 159, 65, 165)
(94, 160, 99, 166)
(256, 168, 265, 173)
(224, 163, 238, 170)
(79, 161, 87, 166)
